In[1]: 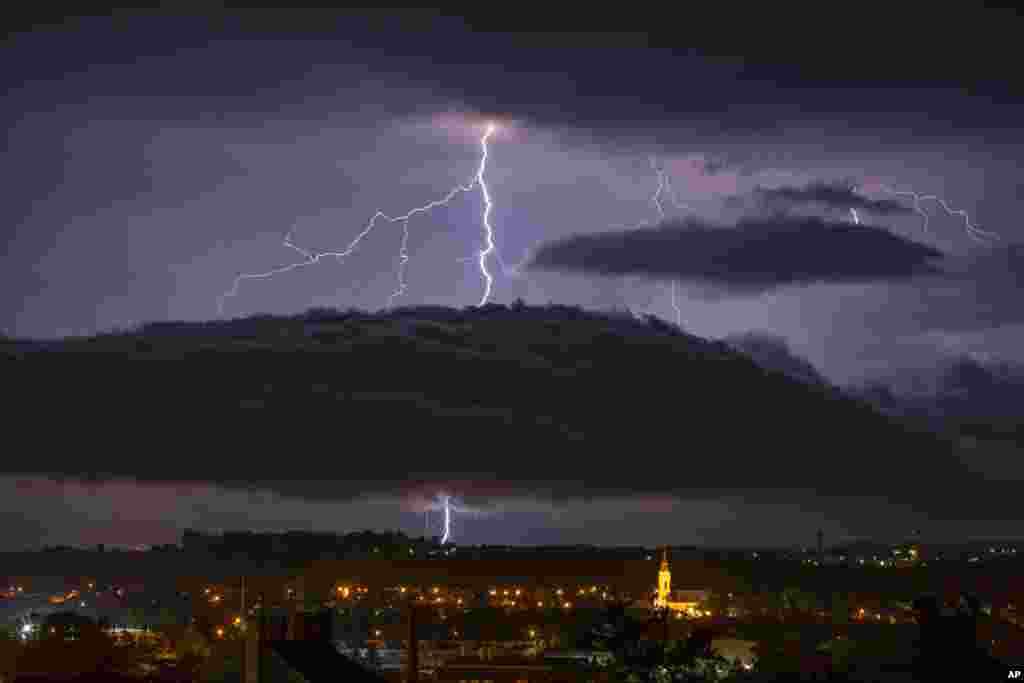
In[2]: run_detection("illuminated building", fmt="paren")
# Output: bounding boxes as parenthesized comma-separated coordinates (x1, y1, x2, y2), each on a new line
(653, 548, 706, 614)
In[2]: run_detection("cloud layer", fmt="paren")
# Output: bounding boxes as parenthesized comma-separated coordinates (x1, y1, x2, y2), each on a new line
(526, 216, 945, 293)
(4, 304, 1017, 529)
(755, 181, 916, 216)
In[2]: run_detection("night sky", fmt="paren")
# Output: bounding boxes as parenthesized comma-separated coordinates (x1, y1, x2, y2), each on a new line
(3, 10, 1023, 550)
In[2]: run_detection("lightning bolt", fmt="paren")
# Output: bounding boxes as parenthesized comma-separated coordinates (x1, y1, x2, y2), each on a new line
(386, 220, 411, 309)
(440, 494, 452, 545)
(860, 184, 999, 244)
(498, 155, 687, 305)
(218, 122, 500, 317)
(645, 157, 688, 327)
(476, 123, 498, 306)
(849, 208, 860, 225)
(669, 281, 681, 327)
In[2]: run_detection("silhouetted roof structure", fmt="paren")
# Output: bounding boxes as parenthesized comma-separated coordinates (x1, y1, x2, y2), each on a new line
(271, 640, 388, 683)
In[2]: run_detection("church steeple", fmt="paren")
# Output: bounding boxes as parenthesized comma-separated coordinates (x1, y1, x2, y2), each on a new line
(656, 546, 671, 608)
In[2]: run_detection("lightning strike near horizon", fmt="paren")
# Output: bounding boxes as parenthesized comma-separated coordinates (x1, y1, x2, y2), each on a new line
(850, 208, 860, 225)
(440, 494, 452, 545)
(669, 281, 681, 327)
(865, 184, 1000, 244)
(217, 122, 500, 317)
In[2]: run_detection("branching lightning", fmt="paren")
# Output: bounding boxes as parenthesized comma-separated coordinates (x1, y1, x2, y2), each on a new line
(642, 157, 689, 326)
(861, 184, 1000, 244)
(216, 115, 1001, 331)
(218, 122, 500, 317)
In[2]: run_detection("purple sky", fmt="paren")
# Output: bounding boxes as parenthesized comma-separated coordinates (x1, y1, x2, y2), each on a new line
(3, 10, 1023, 549)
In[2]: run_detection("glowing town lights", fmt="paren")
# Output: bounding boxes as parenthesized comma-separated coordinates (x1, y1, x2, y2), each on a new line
(433, 587, 439, 594)
(216, 628, 224, 638)
(400, 587, 406, 593)
(537, 601, 544, 608)
(503, 590, 509, 596)
(515, 589, 521, 596)
(233, 617, 242, 625)
(490, 590, 497, 596)
(563, 602, 571, 609)
(556, 589, 563, 596)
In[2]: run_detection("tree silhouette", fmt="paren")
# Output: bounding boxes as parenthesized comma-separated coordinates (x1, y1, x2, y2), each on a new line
(13, 613, 150, 678)
(912, 592, 1002, 680)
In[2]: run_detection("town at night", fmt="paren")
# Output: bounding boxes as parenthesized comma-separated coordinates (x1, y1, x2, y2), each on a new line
(3, 7, 1023, 682)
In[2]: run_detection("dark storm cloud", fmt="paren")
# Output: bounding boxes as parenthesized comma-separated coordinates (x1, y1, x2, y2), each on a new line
(4, 305, 1018, 526)
(7, 10, 1021, 157)
(856, 354, 1024, 458)
(852, 243, 1024, 336)
(724, 332, 831, 388)
(755, 181, 916, 216)
(341, 12, 1024, 147)
(526, 216, 945, 293)
(700, 155, 737, 175)
(943, 244, 1024, 330)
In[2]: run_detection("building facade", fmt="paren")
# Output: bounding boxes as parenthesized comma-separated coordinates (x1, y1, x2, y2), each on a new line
(653, 549, 706, 614)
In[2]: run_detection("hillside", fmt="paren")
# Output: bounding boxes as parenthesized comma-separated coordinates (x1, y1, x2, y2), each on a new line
(0, 304, 1000, 515)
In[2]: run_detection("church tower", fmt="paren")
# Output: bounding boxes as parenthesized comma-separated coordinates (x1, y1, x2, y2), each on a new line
(657, 547, 671, 608)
